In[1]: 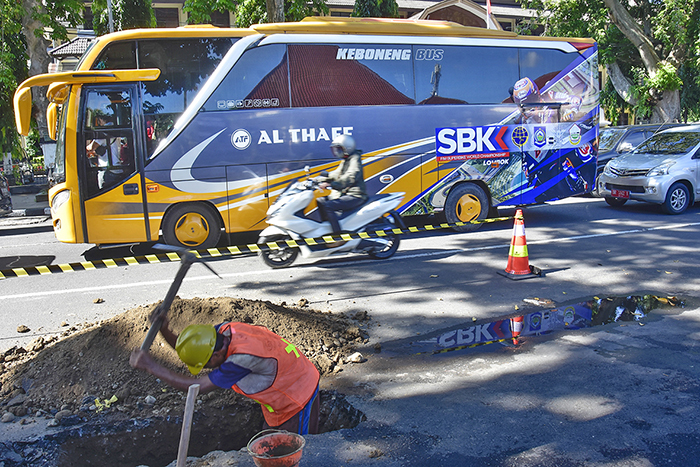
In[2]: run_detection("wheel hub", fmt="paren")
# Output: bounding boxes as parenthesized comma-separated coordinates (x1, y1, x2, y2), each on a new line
(174, 213, 210, 246)
(456, 194, 481, 222)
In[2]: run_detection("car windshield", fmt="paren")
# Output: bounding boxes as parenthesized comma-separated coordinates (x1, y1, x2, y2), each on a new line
(632, 131, 700, 155)
(599, 128, 625, 151)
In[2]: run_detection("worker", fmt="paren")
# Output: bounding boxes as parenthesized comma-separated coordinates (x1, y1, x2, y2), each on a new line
(316, 134, 368, 233)
(129, 314, 321, 435)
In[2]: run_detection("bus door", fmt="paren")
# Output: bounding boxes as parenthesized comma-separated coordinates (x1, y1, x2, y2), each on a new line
(80, 85, 149, 244)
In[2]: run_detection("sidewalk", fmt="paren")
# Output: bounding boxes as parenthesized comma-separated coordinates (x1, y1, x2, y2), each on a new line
(6, 183, 50, 217)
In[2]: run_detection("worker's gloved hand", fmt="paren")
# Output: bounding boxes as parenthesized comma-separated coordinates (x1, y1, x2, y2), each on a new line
(129, 348, 154, 370)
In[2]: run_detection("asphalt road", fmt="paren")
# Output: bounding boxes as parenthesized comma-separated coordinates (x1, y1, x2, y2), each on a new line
(2, 196, 700, 466)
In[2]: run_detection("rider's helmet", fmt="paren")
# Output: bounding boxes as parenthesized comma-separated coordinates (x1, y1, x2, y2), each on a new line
(175, 324, 217, 375)
(330, 134, 356, 159)
(512, 77, 540, 104)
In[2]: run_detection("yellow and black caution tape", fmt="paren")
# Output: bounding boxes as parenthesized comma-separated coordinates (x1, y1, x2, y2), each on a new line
(0, 215, 513, 280)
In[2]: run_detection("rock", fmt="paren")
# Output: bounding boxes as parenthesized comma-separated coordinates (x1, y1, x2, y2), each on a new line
(345, 352, 365, 363)
(47, 418, 60, 427)
(315, 354, 334, 374)
(297, 298, 309, 307)
(144, 395, 157, 405)
(2, 412, 16, 423)
(17, 325, 30, 333)
(7, 393, 28, 407)
(54, 410, 72, 422)
(93, 298, 104, 304)
(9, 406, 27, 417)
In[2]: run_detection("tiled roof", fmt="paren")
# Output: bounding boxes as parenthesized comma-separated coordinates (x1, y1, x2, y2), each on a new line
(49, 36, 95, 59)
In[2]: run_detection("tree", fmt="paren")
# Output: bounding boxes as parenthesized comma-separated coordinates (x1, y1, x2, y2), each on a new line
(352, 0, 398, 18)
(92, 0, 156, 35)
(185, 0, 328, 28)
(518, 0, 700, 123)
(0, 1, 28, 156)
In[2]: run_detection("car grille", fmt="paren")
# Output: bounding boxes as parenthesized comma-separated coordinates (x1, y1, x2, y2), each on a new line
(608, 167, 648, 177)
(605, 183, 646, 194)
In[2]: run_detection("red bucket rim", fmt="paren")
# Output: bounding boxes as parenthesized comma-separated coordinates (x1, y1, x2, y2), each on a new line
(247, 429, 306, 460)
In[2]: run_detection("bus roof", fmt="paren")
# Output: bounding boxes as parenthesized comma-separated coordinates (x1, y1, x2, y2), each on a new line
(251, 17, 595, 44)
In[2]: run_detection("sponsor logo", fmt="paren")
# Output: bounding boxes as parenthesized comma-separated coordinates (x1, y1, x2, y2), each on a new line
(437, 324, 495, 347)
(530, 312, 542, 331)
(577, 142, 594, 162)
(534, 127, 547, 148)
(231, 129, 252, 150)
(512, 126, 529, 147)
(436, 126, 508, 157)
(569, 124, 581, 146)
(217, 98, 280, 109)
(437, 152, 509, 162)
(336, 48, 410, 61)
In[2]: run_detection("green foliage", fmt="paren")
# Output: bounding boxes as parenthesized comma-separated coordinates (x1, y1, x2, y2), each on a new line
(184, 0, 237, 25)
(352, 0, 398, 17)
(600, 79, 628, 125)
(92, 0, 156, 35)
(231, 0, 328, 27)
(0, 0, 28, 155)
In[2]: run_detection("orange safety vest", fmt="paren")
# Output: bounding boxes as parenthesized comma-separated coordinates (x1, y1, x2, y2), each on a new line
(218, 322, 320, 426)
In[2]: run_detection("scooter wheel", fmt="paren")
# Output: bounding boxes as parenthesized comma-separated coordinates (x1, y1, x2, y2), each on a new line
(259, 236, 299, 268)
(366, 217, 400, 259)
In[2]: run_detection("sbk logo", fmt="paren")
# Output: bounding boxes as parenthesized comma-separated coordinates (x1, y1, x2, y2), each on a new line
(436, 126, 508, 156)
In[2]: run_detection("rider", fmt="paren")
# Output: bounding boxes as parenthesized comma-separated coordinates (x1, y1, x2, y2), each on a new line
(512, 77, 582, 123)
(316, 135, 368, 233)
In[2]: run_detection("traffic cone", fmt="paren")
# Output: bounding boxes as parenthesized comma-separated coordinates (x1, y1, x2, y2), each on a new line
(498, 209, 543, 280)
(510, 316, 524, 344)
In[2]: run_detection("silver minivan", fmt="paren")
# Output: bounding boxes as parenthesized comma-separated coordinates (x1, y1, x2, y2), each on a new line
(598, 125, 700, 214)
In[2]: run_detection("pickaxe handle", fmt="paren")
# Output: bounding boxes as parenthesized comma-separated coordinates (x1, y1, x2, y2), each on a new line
(140, 252, 196, 351)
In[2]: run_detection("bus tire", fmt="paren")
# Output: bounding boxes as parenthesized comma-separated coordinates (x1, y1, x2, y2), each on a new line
(162, 202, 222, 249)
(444, 183, 489, 233)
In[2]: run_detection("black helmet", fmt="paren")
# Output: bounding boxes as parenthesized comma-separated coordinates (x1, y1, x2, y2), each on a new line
(330, 134, 356, 158)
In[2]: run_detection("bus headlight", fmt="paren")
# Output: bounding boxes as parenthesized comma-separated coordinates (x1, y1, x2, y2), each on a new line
(51, 189, 70, 210)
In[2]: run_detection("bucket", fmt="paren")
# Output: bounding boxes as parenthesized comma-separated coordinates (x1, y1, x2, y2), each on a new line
(247, 429, 306, 467)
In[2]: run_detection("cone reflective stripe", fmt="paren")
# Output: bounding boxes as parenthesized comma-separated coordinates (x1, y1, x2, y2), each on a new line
(505, 210, 531, 275)
(510, 316, 524, 344)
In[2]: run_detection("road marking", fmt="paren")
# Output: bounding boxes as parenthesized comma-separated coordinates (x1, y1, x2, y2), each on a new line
(1, 220, 699, 301)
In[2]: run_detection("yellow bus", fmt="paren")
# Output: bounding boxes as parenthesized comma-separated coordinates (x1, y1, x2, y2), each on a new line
(15, 18, 599, 249)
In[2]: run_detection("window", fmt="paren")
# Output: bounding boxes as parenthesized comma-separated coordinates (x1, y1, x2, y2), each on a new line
(414, 45, 518, 105)
(289, 44, 414, 107)
(139, 38, 239, 154)
(155, 8, 180, 28)
(519, 48, 576, 92)
(202, 44, 290, 112)
(92, 42, 137, 70)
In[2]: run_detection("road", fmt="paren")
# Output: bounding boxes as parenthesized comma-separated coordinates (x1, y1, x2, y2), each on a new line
(2, 196, 700, 466)
(1, 196, 698, 353)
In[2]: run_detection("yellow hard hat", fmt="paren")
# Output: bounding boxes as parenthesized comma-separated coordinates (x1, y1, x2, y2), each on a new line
(175, 324, 217, 375)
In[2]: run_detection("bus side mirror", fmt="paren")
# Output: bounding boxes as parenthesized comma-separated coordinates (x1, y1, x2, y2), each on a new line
(47, 103, 58, 141)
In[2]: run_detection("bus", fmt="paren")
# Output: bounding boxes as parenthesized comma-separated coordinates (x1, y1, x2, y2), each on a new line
(14, 17, 599, 249)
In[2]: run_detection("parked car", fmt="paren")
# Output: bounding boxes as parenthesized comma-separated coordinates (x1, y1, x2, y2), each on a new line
(0, 171, 12, 216)
(596, 124, 684, 188)
(597, 125, 700, 214)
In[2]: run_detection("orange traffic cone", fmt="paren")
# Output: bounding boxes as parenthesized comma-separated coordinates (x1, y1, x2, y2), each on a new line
(498, 209, 543, 280)
(510, 315, 524, 344)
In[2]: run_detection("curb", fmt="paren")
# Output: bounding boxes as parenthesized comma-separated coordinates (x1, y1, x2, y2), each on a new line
(7, 207, 51, 217)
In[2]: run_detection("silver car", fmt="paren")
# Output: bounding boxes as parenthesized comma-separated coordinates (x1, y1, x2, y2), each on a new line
(598, 125, 700, 214)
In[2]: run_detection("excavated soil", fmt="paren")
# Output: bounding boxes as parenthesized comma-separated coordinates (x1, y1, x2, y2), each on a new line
(0, 297, 370, 466)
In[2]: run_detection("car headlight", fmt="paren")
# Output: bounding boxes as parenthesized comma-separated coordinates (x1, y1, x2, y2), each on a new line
(603, 160, 614, 175)
(647, 162, 674, 177)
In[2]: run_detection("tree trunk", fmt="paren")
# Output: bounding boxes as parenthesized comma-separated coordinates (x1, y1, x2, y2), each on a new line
(21, 0, 52, 142)
(606, 63, 637, 105)
(266, 0, 284, 22)
(650, 90, 680, 123)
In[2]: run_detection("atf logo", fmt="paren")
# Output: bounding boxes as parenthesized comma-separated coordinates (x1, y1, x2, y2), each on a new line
(435, 126, 508, 156)
(511, 126, 529, 147)
(577, 143, 594, 162)
(231, 129, 252, 150)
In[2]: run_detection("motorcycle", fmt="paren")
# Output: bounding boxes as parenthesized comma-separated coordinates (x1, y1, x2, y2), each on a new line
(258, 171, 405, 268)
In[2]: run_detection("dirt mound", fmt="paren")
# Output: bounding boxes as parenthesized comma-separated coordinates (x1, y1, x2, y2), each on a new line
(0, 297, 370, 422)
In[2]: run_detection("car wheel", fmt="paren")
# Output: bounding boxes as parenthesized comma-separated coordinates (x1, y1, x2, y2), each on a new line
(162, 202, 222, 249)
(662, 182, 690, 215)
(444, 183, 489, 232)
(605, 197, 628, 207)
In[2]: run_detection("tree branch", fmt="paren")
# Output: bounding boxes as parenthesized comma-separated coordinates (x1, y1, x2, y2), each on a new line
(602, 0, 660, 74)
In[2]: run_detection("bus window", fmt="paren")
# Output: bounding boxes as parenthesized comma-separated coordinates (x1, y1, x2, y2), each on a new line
(519, 48, 575, 91)
(139, 38, 239, 155)
(414, 46, 518, 105)
(92, 41, 137, 70)
(83, 89, 136, 196)
(202, 44, 290, 112)
(288, 44, 414, 107)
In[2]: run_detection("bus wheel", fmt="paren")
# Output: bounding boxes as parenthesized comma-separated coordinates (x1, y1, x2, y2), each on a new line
(444, 184, 489, 232)
(162, 203, 221, 249)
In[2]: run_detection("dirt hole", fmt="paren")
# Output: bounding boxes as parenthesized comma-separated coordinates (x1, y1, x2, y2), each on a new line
(0, 297, 371, 466)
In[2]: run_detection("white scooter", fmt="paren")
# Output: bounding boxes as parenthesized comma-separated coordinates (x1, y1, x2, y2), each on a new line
(258, 172, 405, 268)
